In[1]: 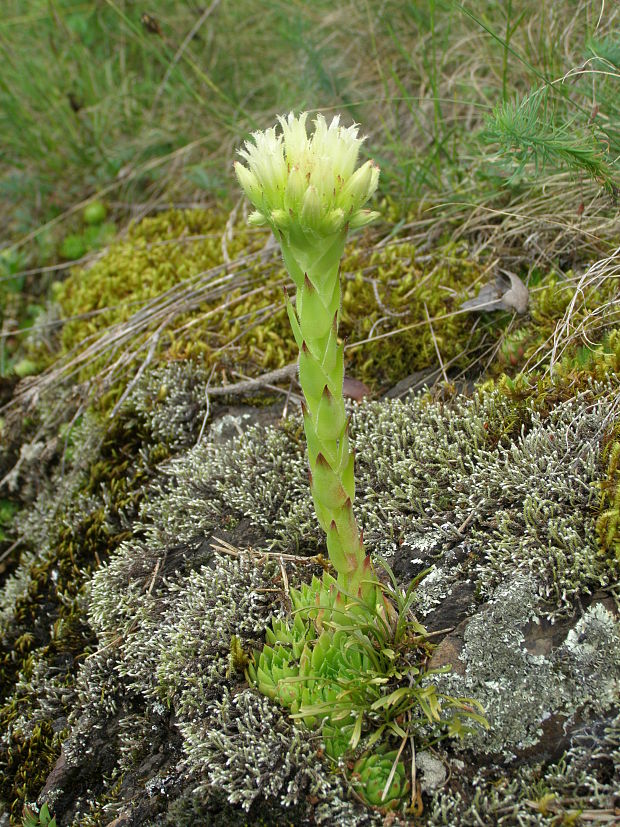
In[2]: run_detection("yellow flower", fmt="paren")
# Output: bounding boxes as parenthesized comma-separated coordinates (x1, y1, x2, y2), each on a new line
(235, 112, 379, 237)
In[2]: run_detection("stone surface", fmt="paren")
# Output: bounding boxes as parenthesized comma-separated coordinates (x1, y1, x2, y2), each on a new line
(2, 366, 618, 826)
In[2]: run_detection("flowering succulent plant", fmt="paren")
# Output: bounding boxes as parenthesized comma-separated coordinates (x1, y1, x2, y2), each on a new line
(235, 112, 379, 599)
(237, 111, 399, 770)
(236, 115, 477, 811)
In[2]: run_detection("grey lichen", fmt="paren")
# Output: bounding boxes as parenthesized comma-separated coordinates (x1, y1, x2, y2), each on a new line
(126, 360, 209, 450)
(0, 550, 38, 636)
(1, 655, 73, 743)
(426, 710, 620, 826)
(154, 553, 283, 713)
(181, 688, 378, 824)
(437, 575, 620, 756)
(415, 751, 447, 793)
(87, 547, 280, 703)
(559, 601, 620, 710)
(69, 541, 373, 823)
(65, 378, 619, 821)
(125, 382, 616, 618)
(353, 387, 614, 617)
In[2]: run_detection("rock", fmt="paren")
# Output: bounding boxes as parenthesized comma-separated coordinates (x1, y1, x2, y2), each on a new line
(415, 752, 447, 793)
(428, 621, 467, 677)
(432, 576, 620, 759)
(5, 369, 619, 826)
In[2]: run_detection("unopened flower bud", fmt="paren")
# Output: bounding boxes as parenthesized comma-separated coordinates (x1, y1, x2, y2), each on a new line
(320, 208, 346, 235)
(247, 210, 269, 227)
(349, 209, 380, 230)
(270, 209, 291, 230)
(285, 165, 306, 211)
(339, 160, 379, 212)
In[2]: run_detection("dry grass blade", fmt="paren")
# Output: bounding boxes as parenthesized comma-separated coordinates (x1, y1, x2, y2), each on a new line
(381, 733, 407, 803)
(525, 245, 620, 374)
(210, 536, 331, 569)
(424, 302, 448, 383)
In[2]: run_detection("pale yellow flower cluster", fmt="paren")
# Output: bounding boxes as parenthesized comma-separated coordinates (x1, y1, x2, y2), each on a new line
(235, 112, 379, 237)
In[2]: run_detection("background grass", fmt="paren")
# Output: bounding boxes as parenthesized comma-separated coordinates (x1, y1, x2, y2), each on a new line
(1, 1, 617, 240)
(0, 0, 617, 386)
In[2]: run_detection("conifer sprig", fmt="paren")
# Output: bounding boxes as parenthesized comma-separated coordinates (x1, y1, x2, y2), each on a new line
(486, 89, 616, 192)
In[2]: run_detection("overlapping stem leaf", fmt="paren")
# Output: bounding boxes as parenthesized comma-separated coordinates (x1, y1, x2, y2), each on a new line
(280, 232, 369, 594)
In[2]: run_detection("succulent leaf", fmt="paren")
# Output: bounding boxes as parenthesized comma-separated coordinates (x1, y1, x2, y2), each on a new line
(299, 342, 330, 408)
(316, 385, 347, 442)
(298, 274, 334, 341)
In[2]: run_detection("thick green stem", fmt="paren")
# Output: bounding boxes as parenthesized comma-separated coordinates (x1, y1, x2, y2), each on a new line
(279, 231, 371, 596)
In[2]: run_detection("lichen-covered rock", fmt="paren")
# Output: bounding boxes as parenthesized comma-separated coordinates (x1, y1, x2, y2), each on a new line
(425, 710, 620, 826)
(434, 575, 619, 756)
(0, 404, 173, 822)
(2, 340, 618, 824)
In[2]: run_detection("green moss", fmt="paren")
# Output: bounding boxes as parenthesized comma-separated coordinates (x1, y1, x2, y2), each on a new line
(55, 204, 618, 419)
(67, 774, 125, 827)
(488, 325, 620, 427)
(495, 270, 619, 378)
(0, 497, 19, 543)
(54, 208, 496, 403)
(341, 241, 479, 386)
(56, 205, 617, 410)
(55, 208, 272, 374)
(3, 720, 60, 819)
(597, 422, 620, 562)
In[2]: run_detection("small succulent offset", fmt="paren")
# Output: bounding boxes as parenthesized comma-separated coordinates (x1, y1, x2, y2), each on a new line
(351, 750, 410, 810)
(235, 111, 379, 600)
